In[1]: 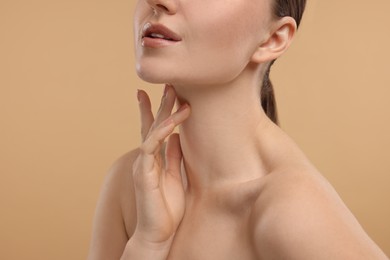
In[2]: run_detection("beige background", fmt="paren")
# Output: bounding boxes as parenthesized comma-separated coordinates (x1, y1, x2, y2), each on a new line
(1, 0, 389, 259)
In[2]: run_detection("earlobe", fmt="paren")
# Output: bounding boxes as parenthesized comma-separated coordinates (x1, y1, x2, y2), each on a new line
(251, 17, 297, 64)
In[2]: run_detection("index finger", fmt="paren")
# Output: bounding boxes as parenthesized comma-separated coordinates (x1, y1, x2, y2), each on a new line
(137, 89, 154, 142)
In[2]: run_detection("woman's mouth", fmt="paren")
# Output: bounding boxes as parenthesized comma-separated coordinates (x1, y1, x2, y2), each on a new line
(141, 22, 182, 48)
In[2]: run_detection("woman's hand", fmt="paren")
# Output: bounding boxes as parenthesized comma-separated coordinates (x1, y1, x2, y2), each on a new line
(131, 84, 190, 247)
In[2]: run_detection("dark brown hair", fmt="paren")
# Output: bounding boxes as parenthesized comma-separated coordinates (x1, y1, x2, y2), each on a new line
(261, 0, 307, 124)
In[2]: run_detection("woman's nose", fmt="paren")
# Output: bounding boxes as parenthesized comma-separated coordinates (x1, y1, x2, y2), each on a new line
(145, 0, 178, 15)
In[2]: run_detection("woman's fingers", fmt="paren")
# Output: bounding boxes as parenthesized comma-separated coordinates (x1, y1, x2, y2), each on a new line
(137, 89, 154, 142)
(138, 103, 190, 174)
(138, 85, 176, 141)
(140, 103, 190, 156)
(136, 86, 190, 175)
(136, 118, 176, 184)
(153, 85, 176, 127)
(132, 88, 189, 242)
(165, 133, 182, 180)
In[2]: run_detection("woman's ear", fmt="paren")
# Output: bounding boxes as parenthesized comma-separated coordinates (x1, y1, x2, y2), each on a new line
(251, 17, 297, 63)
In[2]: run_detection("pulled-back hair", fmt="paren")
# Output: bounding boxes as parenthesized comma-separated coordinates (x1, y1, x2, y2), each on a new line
(261, 0, 306, 124)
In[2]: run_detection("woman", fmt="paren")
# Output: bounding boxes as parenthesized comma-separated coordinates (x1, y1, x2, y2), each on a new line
(88, 0, 388, 259)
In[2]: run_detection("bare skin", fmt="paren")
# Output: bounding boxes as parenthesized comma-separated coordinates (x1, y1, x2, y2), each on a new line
(88, 87, 388, 260)
(88, 0, 389, 259)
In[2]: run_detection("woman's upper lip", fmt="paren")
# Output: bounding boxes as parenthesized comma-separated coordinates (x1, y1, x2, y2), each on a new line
(142, 22, 182, 41)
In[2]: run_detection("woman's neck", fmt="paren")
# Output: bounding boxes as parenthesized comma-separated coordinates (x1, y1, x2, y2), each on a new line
(173, 72, 276, 194)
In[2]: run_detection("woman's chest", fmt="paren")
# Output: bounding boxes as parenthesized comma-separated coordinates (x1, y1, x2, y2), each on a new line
(166, 209, 257, 260)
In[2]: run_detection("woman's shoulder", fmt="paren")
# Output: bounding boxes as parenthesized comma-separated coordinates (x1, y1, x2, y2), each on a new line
(104, 148, 141, 228)
(109, 148, 140, 178)
(251, 167, 339, 227)
(88, 148, 140, 260)
(98, 148, 140, 213)
(251, 168, 387, 259)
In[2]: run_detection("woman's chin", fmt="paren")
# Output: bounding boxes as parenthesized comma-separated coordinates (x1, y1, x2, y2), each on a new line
(136, 66, 175, 84)
(136, 70, 167, 84)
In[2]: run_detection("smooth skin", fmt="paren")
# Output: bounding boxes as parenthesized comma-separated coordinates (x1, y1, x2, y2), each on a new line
(88, 0, 389, 259)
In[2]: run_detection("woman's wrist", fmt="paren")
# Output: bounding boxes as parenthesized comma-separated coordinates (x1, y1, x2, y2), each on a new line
(120, 233, 174, 260)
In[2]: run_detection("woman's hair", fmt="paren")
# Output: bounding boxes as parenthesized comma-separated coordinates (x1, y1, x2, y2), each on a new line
(261, 0, 307, 124)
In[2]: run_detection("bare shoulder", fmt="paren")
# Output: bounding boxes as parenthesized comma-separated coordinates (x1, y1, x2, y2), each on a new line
(88, 148, 140, 260)
(251, 169, 388, 260)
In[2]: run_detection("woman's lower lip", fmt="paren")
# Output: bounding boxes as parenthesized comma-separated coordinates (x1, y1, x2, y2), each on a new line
(141, 37, 180, 48)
